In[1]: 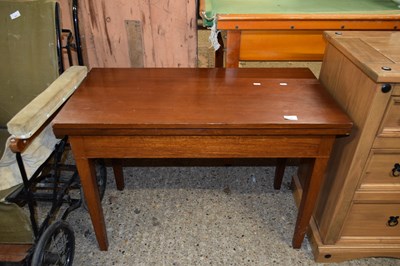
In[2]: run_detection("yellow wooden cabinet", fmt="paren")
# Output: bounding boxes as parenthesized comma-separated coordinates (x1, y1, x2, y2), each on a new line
(295, 31, 400, 262)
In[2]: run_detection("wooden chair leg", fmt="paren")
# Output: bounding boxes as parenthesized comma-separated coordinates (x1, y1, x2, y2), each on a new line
(274, 158, 287, 190)
(112, 159, 124, 191)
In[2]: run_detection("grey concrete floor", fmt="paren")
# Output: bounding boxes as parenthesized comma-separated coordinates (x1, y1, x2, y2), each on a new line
(69, 166, 400, 265)
(68, 31, 400, 265)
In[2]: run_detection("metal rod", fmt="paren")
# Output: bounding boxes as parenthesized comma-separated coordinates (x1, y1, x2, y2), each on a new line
(72, 0, 84, 65)
(16, 152, 39, 238)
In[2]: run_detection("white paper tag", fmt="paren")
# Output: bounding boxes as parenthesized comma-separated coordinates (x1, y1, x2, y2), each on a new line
(10, 10, 21, 20)
(253, 82, 261, 86)
(280, 82, 288, 86)
(284, 115, 298, 121)
(208, 22, 221, 51)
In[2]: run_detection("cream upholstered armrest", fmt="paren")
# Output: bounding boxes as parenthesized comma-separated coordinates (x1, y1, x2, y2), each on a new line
(0, 66, 87, 191)
(7, 66, 87, 139)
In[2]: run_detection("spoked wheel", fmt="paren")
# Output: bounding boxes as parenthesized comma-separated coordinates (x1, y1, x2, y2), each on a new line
(81, 159, 107, 210)
(31, 220, 75, 266)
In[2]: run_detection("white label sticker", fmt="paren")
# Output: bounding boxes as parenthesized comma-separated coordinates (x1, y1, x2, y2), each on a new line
(284, 115, 298, 121)
(280, 82, 288, 86)
(10, 10, 21, 20)
(253, 82, 261, 86)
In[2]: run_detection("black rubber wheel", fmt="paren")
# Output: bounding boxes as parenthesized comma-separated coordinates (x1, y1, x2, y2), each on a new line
(31, 220, 75, 266)
(81, 159, 107, 210)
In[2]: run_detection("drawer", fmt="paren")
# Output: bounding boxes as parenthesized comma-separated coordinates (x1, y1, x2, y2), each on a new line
(376, 96, 400, 138)
(341, 203, 400, 237)
(393, 84, 400, 96)
(359, 150, 400, 191)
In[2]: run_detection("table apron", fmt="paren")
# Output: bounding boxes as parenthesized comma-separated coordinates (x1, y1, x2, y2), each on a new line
(217, 20, 400, 30)
(69, 135, 335, 159)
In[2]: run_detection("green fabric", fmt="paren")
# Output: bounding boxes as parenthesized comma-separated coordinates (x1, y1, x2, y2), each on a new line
(0, 129, 9, 160)
(0, 202, 33, 244)
(0, 184, 21, 202)
(0, 0, 59, 126)
(203, 0, 400, 25)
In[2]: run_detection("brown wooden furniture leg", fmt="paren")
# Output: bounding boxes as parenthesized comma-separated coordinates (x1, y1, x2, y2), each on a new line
(225, 30, 241, 68)
(112, 159, 125, 191)
(292, 157, 329, 248)
(214, 32, 224, 67)
(71, 138, 109, 251)
(274, 158, 287, 190)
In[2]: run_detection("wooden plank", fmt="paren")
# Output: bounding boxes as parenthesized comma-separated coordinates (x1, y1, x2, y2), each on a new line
(125, 20, 144, 67)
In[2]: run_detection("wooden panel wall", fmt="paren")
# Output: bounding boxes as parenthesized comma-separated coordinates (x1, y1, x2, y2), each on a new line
(60, 0, 197, 68)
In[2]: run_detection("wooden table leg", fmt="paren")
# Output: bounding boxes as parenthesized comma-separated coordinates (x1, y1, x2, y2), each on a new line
(112, 159, 125, 191)
(292, 157, 329, 249)
(274, 158, 287, 190)
(225, 30, 241, 68)
(75, 157, 109, 250)
(70, 136, 109, 251)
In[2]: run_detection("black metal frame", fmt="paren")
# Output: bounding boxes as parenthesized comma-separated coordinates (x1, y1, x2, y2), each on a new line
(55, 2, 64, 74)
(62, 29, 74, 67)
(57, 0, 84, 72)
(72, 0, 84, 66)
(10, 137, 81, 241)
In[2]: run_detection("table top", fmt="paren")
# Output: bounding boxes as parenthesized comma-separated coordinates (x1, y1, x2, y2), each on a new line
(52, 68, 352, 136)
(200, 0, 400, 26)
(324, 31, 400, 83)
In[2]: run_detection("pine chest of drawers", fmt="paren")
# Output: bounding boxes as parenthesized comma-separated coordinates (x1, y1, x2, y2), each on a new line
(297, 31, 400, 262)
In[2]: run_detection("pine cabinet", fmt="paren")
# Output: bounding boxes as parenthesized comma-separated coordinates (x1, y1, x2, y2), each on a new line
(295, 31, 400, 262)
